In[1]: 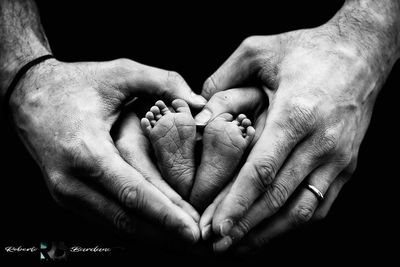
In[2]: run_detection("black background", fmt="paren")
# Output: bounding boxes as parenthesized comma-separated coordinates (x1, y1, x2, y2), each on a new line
(1, 0, 399, 265)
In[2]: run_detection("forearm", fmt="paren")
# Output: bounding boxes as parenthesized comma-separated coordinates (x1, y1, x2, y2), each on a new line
(0, 0, 51, 101)
(327, 0, 400, 74)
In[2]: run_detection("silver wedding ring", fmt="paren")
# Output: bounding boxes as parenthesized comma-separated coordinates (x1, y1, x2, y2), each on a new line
(305, 184, 324, 202)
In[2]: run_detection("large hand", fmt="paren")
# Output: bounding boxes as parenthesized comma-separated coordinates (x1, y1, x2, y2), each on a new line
(195, 2, 400, 252)
(9, 58, 206, 243)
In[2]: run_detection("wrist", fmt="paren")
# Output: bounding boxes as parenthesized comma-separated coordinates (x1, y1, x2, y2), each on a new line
(8, 57, 59, 119)
(0, 44, 52, 99)
(325, 0, 400, 72)
(0, 0, 52, 100)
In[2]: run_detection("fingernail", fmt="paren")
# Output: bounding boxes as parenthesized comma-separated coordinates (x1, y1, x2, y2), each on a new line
(213, 236, 232, 253)
(219, 219, 233, 236)
(201, 224, 212, 241)
(195, 109, 212, 125)
(191, 92, 207, 106)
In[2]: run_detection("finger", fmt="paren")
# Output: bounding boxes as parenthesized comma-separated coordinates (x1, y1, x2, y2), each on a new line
(111, 59, 207, 109)
(113, 108, 200, 222)
(50, 172, 138, 237)
(50, 173, 177, 245)
(50, 173, 195, 249)
(212, 147, 321, 251)
(313, 171, 351, 220)
(194, 87, 267, 125)
(232, 165, 339, 253)
(80, 134, 200, 243)
(211, 100, 316, 239)
(199, 181, 233, 241)
(201, 36, 273, 99)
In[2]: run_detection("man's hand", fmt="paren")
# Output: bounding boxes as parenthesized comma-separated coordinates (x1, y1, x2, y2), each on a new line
(9, 58, 206, 243)
(195, 0, 400, 252)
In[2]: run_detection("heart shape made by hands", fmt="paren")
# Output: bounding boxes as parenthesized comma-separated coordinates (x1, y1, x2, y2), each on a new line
(140, 99, 256, 211)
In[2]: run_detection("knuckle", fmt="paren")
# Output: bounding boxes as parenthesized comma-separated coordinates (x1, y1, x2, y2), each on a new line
(234, 218, 252, 239)
(114, 210, 136, 235)
(165, 70, 185, 87)
(336, 150, 353, 166)
(49, 173, 72, 206)
(263, 182, 289, 213)
(314, 130, 340, 156)
(159, 211, 173, 228)
(275, 102, 317, 139)
(234, 194, 252, 213)
(119, 181, 143, 210)
(240, 36, 262, 57)
(290, 205, 314, 226)
(248, 160, 278, 191)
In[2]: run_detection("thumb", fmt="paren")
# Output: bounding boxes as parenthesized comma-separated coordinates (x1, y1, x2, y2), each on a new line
(106, 59, 207, 109)
(194, 87, 267, 125)
(201, 35, 279, 100)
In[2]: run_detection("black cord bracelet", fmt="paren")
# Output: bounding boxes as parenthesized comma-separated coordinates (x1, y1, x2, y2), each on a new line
(3, 54, 54, 117)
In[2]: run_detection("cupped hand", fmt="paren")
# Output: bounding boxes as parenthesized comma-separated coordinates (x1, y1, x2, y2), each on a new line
(9, 58, 206, 243)
(195, 23, 397, 252)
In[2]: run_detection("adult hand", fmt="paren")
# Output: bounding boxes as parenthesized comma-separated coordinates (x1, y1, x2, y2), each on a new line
(195, 0, 400, 252)
(9, 58, 206, 243)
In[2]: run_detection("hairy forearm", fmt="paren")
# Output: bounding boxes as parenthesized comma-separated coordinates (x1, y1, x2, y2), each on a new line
(0, 0, 51, 100)
(327, 0, 400, 74)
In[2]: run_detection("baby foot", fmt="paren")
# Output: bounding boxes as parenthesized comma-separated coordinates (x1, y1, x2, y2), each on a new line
(190, 113, 255, 211)
(141, 99, 197, 199)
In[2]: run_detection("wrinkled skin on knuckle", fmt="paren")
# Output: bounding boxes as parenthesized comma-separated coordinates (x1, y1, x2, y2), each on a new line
(311, 121, 357, 168)
(272, 98, 318, 142)
(231, 193, 252, 215)
(119, 181, 143, 211)
(263, 182, 289, 213)
(231, 218, 252, 241)
(311, 128, 341, 159)
(290, 204, 314, 226)
(334, 147, 353, 167)
(247, 160, 278, 191)
(240, 36, 265, 59)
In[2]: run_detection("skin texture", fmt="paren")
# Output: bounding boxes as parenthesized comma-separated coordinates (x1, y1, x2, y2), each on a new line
(9, 58, 206, 243)
(1, 0, 208, 245)
(195, 0, 400, 253)
(190, 113, 255, 211)
(141, 99, 197, 199)
(141, 98, 257, 209)
(2, 0, 400, 255)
